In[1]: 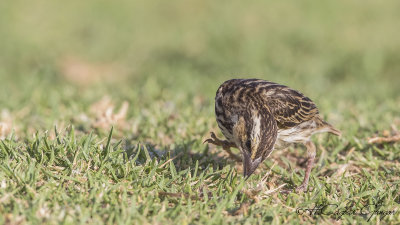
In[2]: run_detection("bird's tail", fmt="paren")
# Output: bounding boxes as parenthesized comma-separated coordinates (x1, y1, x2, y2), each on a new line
(327, 124, 341, 137)
(316, 116, 341, 137)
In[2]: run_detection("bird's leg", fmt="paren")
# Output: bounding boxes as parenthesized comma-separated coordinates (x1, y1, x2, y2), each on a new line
(295, 141, 316, 192)
(204, 132, 242, 162)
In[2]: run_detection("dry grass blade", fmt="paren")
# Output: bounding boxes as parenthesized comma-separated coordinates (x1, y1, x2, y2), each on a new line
(89, 96, 130, 130)
(0, 110, 14, 140)
(234, 162, 285, 216)
(0, 123, 11, 140)
(367, 125, 400, 144)
(367, 135, 400, 144)
(232, 202, 251, 216)
(260, 183, 287, 196)
(333, 163, 349, 178)
(158, 191, 201, 201)
(158, 152, 183, 169)
(243, 162, 285, 202)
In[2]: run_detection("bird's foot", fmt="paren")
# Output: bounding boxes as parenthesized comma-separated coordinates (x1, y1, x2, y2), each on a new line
(204, 132, 242, 162)
(280, 188, 292, 194)
(204, 132, 225, 146)
(295, 183, 308, 193)
(279, 184, 310, 194)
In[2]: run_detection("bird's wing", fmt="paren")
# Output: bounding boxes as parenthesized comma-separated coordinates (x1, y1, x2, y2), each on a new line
(264, 87, 319, 129)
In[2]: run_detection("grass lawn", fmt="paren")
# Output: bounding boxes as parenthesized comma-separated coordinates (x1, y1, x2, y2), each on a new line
(0, 0, 400, 224)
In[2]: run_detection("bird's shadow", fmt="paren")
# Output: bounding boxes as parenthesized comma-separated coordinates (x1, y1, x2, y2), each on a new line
(122, 138, 238, 173)
(122, 138, 310, 193)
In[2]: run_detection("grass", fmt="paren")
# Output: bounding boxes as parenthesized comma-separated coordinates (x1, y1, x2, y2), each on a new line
(0, 0, 400, 224)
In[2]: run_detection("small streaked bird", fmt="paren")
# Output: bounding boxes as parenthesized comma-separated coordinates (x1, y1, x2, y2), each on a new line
(205, 79, 341, 192)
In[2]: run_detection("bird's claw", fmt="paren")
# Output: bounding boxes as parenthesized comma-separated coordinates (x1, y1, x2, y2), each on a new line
(295, 184, 311, 193)
(210, 132, 217, 140)
(204, 132, 223, 146)
(204, 132, 241, 162)
(280, 188, 292, 194)
(280, 184, 310, 194)
(203, 138, 214, 144)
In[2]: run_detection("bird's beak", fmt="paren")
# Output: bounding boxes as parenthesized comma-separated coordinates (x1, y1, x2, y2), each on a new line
(242, 152, 263, 179)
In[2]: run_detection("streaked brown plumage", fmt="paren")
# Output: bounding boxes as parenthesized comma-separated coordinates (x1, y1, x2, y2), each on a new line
(205, 79, 341, 192)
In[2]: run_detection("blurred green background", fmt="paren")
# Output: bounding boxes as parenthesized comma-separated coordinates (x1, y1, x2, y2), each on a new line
(0, 0, 399, 137)
(1, 1, 400, 224)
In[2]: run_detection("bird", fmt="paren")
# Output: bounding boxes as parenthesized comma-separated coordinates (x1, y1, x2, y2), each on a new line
(205, 79, 341, 192)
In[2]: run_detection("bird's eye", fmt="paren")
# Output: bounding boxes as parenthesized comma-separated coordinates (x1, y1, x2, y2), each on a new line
(246, 140, 251, 149)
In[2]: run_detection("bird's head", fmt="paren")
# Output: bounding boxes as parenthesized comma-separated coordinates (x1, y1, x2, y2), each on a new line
(232, 111, 277, 178)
